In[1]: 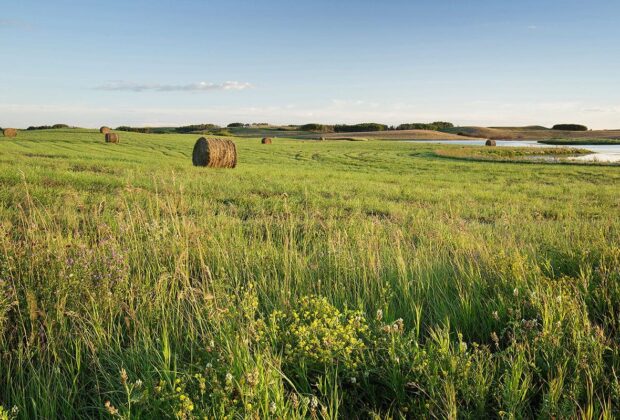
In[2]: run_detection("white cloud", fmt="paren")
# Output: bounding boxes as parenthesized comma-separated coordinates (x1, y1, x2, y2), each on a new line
(95, 80, 253, 92)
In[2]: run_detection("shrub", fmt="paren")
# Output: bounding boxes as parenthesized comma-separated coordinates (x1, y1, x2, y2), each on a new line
(552, 124, 588, 131)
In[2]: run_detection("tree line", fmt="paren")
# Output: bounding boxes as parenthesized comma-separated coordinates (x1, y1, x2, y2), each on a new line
(299, 122, 455, 133)
(26, 124, 70, 130)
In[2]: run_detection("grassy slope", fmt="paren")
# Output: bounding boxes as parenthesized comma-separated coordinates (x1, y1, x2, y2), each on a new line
(445, 126, 620, 140)
(1, 130, 620, 418)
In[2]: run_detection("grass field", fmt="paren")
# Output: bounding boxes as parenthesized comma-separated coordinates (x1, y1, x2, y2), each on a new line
(1, 129, 620, 418)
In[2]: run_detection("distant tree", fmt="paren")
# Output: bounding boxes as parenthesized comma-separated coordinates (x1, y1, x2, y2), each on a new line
(396, 122, 454, 131)
(116, 126, 152, 133)
(227, 122, 245, 128)
(552, 124, 588, 131)
(396, 123, 429, 130)
(334, 123, 387, 133)
(432, 121, 454, 130)
(299, 123, 333, 132)
(26, 124, 69, 130)
(175, 124, 220, 133)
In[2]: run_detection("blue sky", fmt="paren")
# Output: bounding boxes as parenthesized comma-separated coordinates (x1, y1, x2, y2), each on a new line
(1, 0, 619, 128)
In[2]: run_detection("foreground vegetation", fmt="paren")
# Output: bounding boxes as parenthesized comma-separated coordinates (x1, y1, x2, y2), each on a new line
(434, 146, 598, 165)
(1, 129, 619, 418)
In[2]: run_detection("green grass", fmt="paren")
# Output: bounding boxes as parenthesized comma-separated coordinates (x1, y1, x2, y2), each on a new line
(1, 129, 620, 418)
(539, 138, 620, 145)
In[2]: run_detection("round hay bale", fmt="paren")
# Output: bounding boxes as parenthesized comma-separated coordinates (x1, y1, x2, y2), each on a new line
(261, 137, 272, 144)
(485, 139, 497, 146)
(192, 137, 237, 168)
(100, 126, 111, 134)
(105, 133, 120, 143)
(3, 128, 17, 138)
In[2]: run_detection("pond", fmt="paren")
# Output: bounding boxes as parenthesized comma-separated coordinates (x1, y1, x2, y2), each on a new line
(407, 140, 620, 163)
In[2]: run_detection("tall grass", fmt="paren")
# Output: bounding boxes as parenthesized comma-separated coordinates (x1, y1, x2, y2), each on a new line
(0, 130, 619, 418)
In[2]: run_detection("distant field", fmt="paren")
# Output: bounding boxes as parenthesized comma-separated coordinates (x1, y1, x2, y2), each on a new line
(1, 130, 619, 418)
(223, 125, 311, 138)
(36, 125, 620, 142)
(310, 129, 471, 140)
(223, 127, 473, 140)
(227, 125, 620, 141)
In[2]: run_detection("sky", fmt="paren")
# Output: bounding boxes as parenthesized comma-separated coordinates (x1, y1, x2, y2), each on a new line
(1, 0, 619, 129)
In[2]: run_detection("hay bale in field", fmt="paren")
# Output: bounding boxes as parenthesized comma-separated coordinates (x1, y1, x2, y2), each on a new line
(261, 137, 272, 144)
(105, 133, 119, 143)
(100, 126, 111, 134)
(485, 139, 497, 146)
(3, 128, 17, 138)
(192, 137, 237, 168)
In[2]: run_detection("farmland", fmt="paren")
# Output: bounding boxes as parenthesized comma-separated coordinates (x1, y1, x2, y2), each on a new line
(1, 129, 619, 418)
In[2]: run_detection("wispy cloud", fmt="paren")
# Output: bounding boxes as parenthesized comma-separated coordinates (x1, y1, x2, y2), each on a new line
(582, 106, 619, 114)
(95, 80, 253, 92)
(0, 19, 34, 30)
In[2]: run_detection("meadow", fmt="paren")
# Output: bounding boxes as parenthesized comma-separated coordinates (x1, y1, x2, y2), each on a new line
(0, 129, 619, 419)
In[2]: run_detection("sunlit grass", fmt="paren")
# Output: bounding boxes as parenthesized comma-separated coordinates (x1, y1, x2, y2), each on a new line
(0, 129, 619, 418)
